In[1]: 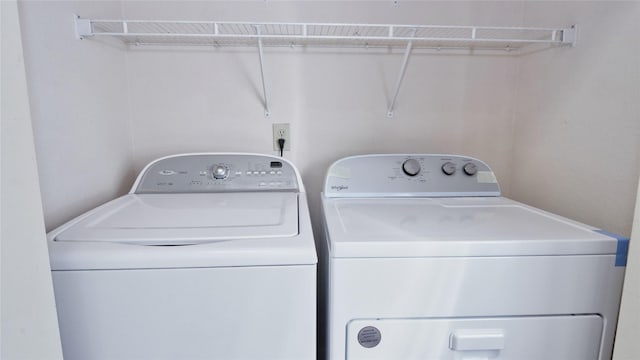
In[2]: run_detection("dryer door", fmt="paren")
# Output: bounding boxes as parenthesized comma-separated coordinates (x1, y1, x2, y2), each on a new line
(347, 315, 602, 360)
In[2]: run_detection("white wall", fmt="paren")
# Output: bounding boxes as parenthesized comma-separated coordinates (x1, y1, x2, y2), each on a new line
(1, 0, 64, 358)
(19, 0, 532, 234)
(119, 1, 640, 238)
(512, 6, 640, 354)
(512, 1, 640, 236)
(19, 0, 134, 231)
(121, 1, 525, 240)
(20, 0, 638, 258)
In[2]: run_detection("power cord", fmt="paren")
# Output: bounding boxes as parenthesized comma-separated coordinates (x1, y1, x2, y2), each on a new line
(278, 138, 286, 157)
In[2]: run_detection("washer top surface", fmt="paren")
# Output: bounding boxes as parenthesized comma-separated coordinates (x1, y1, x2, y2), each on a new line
(55, 192, 298, 245)
(322, 154, 621, 258)
(48, 153, 316, 270)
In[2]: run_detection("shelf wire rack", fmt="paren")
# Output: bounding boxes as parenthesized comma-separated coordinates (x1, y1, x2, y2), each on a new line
(78, 19, 576, 51)
(75, 18, 576, 117)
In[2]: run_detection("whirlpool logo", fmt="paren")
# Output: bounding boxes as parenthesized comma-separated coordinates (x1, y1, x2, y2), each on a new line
(331, 185, 349, 191)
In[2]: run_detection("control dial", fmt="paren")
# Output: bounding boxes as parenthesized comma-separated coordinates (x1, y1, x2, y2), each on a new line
(402, 159, 421, 177)
(212, 164, 229, 179)
(441, 162, 456, 176)
(463, 162, 478, 176)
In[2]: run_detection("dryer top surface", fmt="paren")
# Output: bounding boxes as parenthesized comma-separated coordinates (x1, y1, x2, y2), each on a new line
(322, 196, 617, 258)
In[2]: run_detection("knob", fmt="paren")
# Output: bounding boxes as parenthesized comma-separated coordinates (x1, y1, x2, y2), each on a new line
(441, 162, 456, 176)
(402, 159, 421, 177)
(463, 162, 478, 176)
(212, 165, 229, 179)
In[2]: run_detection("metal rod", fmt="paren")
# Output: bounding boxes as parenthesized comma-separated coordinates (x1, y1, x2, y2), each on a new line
(387, 28, 416, 118)
(256, 26, 271, 117)
(86, 19, 568, 32)
(86, 32, 565, 45)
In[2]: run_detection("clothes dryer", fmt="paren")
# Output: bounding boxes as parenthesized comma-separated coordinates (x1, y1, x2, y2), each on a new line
(320, 154, 627, 360)
(49, 153, 317, 360)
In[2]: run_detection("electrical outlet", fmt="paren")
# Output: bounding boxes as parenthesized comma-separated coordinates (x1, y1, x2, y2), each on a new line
(273, 123, 291, 151)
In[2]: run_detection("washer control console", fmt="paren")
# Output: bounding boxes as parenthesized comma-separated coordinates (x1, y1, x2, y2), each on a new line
(212, 164, 229, 179)
(324, 154, 500, 197)
(402, 159, 421, 176)
(134, 154, 299, 193)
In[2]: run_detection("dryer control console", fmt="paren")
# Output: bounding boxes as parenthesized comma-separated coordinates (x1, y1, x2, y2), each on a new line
(324, 154, 500, 197)
(134, 154, 299, 193)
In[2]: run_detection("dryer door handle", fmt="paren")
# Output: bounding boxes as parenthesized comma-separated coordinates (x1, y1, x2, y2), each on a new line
(449, 329, 505, 351)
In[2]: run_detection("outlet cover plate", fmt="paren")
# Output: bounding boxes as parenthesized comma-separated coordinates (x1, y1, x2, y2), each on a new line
(272, 123, 291, 151)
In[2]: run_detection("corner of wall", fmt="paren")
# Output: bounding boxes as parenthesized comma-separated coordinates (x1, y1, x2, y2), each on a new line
(1, 0, 64, 357)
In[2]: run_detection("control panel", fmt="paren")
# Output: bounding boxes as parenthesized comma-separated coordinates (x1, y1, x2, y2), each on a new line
(134, 154, 299, 193)
(324, 154, 500, 197)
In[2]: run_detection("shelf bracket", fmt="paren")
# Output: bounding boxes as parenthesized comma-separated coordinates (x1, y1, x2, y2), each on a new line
(255, 25, 271, 117)
(562, 25, 578, 47)
(387, 28, 416, 118)
(74, 14, 92, 40)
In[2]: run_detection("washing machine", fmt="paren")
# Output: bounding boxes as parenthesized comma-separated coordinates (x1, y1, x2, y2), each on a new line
(320, 154, 627, 360)
(48, 153, 317, 360)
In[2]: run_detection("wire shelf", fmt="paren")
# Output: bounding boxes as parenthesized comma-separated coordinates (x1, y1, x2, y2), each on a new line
(78, 19, 576, 51)
(74, 17, 576, 117)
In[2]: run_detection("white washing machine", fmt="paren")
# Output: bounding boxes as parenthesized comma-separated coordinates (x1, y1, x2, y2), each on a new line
(320, 154, 627, 360)
(48, 153, 317, 360)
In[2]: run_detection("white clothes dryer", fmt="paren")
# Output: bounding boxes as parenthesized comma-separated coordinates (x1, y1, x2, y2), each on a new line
(320, 154, 627, 360)
(48, 153, 317, 360)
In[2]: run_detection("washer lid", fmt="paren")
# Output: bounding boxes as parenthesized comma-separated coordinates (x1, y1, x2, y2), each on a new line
(55, 193, 298, 245)
(323, 196, 620, 258)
